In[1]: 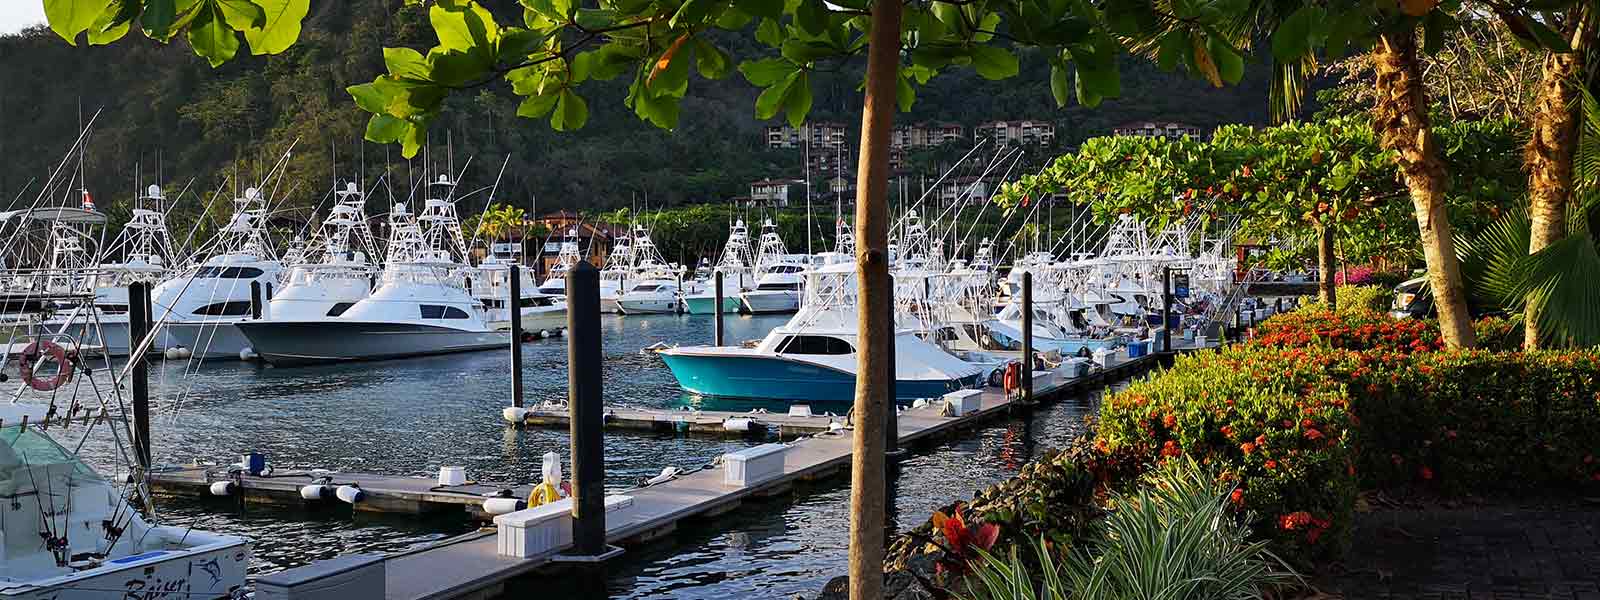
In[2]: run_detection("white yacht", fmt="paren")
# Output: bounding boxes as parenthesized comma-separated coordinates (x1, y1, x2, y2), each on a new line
(150, 187, 283, 360)
(615, 225, 682, 314)
(597, 231, 635, 313)
(473, 242, 567, 332)
(682, 219, 753, 314)
(256, 182, 379, 322)
(237, 176, 509, 365)
(535, 228, 582, 296)
(740, 219, 806, 314)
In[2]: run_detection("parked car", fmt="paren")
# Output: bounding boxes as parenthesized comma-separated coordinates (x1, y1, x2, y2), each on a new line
(1389, 276, 1505, 319)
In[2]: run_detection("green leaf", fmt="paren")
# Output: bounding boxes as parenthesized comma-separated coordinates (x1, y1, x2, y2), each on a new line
(694, 38, 733, 79)
(187, 3, 240, 67)
(754, 70, 797, 119)
(364, 114, 407, 142)
(242, 0, 309, 55)
(736, 0, 783, 19)
(1325, 10, 1371, 59)
(574, 8, 615, 30)
(1049, 63, 1069, 108)
(969, 45, 1019, 80)
(497, 28, 546, 58)
(1156, 31, 1188, 71)
(139, 0, 177, 39)
(215, 0, 266, 29)
(794, 0, 828, 36)
(756, 17, 784, 47)
(1271, 5, 1323, 62)
(715, 7, 753, 30)
(428, 49, 490, 86)
(517, 92, 560, 118)
(670, 0, 716, 28)
(569, 51, 593, 83)
(1104, 0, 1157, 36)
(430, 0, 498, 62)
(551, 89, 589, 131)
(400, 120, 427, 158)
(785, 71, 812, 128)
(45, 0, 116, 44)
(781, 39, 839, 63)
(1074, 67, 1102, 108)
(739, 57, 796, 86)
(86, 0, 134, 45)
(384, 47, 432, 80)
(896, 70, 915, 112)
(347, 82, 392, 113)
(1208, 35, 1243, 85)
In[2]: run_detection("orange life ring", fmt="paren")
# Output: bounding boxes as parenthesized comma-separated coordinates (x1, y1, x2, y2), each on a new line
(19, 340, 73, 392)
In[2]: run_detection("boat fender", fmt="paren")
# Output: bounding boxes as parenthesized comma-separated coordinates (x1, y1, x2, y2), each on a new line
(539, 330, 552, 339)
(482, 497, 525, 515)
(299, 484, 332, 501)
(644, 466, 681, 486)
(209, 481, 237, 496)
(239, 347, 259, 361)
(723, 417, 753, 432)
(165, 346, 192, 360)
(550, 328, 564, 337)
(911, 399, 929, 409)
(335, 484, 366, 504)
(828, 421, 845, 432)
(502, 407, 529, 423)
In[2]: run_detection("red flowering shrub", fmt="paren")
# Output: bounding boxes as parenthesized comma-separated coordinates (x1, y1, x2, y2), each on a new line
(1472, 315, 1523, 351)
(1096, 308, 1600, 563)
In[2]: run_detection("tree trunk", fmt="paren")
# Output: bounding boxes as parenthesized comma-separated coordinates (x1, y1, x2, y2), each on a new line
(1371, 30, 1477, 348)
(1523, 8, 1593, 350)
(1318, 223, 1337, 310)
(847, 0, 901, 598)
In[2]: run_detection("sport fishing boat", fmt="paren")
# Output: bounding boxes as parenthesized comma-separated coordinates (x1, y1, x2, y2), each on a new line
(149, 187, 283, 360)
(659, 263, 983, 401)
(739, 220, 806, 314)
(237, 177, 508, 365)
(473, 241, 567, 332)
(682, 219, 753, 314)
(535, 228, 582, 296)
(254, 182, 379, 323)
(0, 404, 250, 600)
(615, 225, 682, 314)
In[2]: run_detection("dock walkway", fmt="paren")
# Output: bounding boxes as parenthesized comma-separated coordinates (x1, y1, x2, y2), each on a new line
(373, 343, 1204, 600)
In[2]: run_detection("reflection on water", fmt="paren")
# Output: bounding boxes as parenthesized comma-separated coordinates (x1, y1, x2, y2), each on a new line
(41, 313, 1129, 598)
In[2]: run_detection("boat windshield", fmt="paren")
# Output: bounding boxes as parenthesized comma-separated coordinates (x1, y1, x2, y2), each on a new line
(631, 284, 660, 292)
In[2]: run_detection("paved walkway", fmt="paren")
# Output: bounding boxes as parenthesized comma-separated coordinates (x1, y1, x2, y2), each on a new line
(1317, 498, 1600, 599)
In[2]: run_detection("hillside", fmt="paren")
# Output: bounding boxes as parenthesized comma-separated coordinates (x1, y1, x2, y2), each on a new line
(0, 0, 1274, 226)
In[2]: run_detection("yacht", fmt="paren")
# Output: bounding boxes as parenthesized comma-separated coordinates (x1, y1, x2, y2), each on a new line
(615, 225, 682, 314)
(149, 187, 283, 360)
(473, 240, 567, 332)
(682, 219, 753, 314)
(255, 182, 379, 323)
(739, 220, 805, 314)
(659, 263, 983, 402)
(597, 230, 635, 313)
(535, 228, 582, 296)
(236, 176, 509, 365)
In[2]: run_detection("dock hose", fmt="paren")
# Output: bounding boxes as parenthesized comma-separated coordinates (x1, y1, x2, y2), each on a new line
(627, 455, 724, 492)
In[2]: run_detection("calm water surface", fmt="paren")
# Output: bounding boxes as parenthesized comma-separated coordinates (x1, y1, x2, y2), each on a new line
(54, 313, 1119, 598)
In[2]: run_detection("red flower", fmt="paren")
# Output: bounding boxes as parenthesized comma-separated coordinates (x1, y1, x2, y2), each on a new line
(1161, 440, 1182, 458)
(1265, 459, 1278, 470)
(1163, 414, 1177, 428)
(1420, 466, 1434, 481)
(1221, 425, 1235, 438)
(1230, 488, 1244, 505)
(1255, 434, 1268, 446)
(1304, 428, 1324, 441)
(1301, 418, 1314, 428)
(1241, 442, 1256, 455)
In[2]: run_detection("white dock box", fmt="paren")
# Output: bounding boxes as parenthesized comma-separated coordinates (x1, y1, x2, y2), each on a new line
(723, 443, 788, 487)
(495, 494, 634, 558)
(1092, 348, 1115, 369)
(257, 554, 386, 600)
(1032, 371, 1055, 389)
(943, 389, 983, 416)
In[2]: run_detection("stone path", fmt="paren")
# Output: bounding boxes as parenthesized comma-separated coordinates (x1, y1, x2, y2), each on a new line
(1316, 499, 1600, 599)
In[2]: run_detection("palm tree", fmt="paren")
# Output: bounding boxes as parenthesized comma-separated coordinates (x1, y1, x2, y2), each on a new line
(1463, 88, 1600, 348)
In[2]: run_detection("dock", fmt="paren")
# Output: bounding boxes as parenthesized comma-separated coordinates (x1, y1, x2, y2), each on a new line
(149, 467, 534, 516)
(244, 340, 1213, 600)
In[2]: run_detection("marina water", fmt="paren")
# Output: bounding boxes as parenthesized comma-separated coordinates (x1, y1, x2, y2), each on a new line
(74, 313, 1114, 598)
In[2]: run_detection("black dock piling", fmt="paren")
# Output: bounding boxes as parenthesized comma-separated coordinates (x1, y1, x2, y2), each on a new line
(567, 261, 606, 556)
(714, 271, 725, 346)
(250, 281, 263, 320)
(1021, 271, 1033, 403)
(128, 282, 152, 470)
(510, 264, 524, 409)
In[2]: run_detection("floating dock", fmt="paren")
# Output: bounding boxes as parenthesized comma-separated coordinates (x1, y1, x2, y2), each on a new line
(246, 340, 1213, 600)
(149, 467, 534, 517)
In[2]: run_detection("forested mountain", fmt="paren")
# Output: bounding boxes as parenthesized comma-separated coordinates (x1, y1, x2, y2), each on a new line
(0, 0, 1275, 228)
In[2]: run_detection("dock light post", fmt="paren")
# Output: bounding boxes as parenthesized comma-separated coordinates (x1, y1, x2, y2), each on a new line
(567, 261, 606, 556)
(127, 282, 152, 470)
(714, 271, 725, 346)
(1163, 267, 1191, 353)
(509, 265, 524, 409)
(1021, 271, 1033, 403)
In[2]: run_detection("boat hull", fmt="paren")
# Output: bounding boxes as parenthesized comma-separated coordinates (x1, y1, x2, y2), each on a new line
(0, 531, 249, 600)
(617, 297, 679, 314)
(236, 321, 508, 366)
(44, 319, 132, 356)
(159, 320, 253, 360)
(682, 296, 742, 314)
(740, 291, 799, 314)
(659, 352, 978, 402)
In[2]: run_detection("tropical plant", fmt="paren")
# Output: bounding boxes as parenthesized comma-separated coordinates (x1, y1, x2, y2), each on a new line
(960, 458, 1300, 600)
(1461, 89, 1600, 348)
